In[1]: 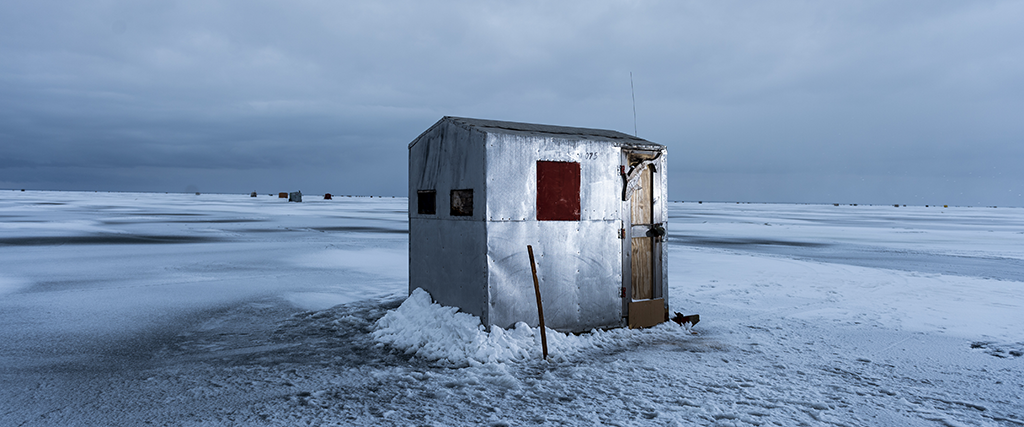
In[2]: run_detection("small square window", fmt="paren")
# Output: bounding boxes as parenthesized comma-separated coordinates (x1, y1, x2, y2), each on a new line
(417, 190, 436, 215)
(450, 189, 473, 216)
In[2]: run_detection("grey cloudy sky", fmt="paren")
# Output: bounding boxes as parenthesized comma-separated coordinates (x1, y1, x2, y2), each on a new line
(2, 1, 1021, 206)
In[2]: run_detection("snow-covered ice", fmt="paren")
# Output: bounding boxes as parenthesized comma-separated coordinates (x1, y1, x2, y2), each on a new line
(1, 191, 1021, 426)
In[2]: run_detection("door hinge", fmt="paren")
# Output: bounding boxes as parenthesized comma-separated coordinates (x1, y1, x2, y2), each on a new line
(621, 287, 627, 298)
(620, 165, 626, 176)
(618, 228, 625, 239)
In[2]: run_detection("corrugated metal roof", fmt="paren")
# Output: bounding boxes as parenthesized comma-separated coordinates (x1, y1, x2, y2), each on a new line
(447, 116, 658, 145)
(409, 116, 662, 149)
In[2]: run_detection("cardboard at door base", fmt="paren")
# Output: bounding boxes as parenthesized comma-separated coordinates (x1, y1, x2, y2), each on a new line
(628, 298, 666, 329)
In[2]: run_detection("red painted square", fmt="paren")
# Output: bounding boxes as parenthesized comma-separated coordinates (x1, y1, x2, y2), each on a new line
(537, 161, 581, 221)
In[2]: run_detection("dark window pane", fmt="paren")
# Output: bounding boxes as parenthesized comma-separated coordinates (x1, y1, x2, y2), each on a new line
(417, 190, 436, 215)
(537, 161, 580, 221)
(450, 189, 473, 216)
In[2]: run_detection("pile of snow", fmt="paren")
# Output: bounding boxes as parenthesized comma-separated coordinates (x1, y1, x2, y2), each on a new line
(372, 288, 692, 367)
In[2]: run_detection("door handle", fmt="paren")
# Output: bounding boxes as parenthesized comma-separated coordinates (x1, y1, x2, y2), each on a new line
(646, 224, 666, 238)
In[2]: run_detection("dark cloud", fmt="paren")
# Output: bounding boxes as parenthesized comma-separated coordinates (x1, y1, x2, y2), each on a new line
(1, 1, 1022, 205)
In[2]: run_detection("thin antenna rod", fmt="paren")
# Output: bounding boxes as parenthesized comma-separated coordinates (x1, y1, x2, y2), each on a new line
(630, 72, 637, 137)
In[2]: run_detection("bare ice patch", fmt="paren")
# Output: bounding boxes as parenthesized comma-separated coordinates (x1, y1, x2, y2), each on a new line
(283, 292, 358, 311)
(289, 248, 408, 279)
(0, 276, 29, 296)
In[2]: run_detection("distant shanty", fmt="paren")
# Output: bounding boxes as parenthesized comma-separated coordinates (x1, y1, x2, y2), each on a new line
(408, 116, 669, 333)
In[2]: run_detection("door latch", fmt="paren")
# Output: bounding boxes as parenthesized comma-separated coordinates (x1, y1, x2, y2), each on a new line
(646, 223, 666, 238)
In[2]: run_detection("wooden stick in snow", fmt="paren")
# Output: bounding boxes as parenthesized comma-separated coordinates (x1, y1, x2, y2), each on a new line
(527, 245, 548, 360)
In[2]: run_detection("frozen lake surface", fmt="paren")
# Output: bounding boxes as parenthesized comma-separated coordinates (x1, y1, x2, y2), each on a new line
(1, 191, 1021, 426)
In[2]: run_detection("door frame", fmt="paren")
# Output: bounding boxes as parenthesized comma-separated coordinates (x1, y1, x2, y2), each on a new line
(620, 148, 666, 327)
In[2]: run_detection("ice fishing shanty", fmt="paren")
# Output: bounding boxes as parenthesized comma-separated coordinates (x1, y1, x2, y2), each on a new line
(408, 116, 668, 333)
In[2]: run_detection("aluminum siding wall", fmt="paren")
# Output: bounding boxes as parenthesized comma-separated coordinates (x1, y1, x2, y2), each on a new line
(408, 120, 489, 321)
(484, 133, 624, 332)
(484, 133, 622, 222)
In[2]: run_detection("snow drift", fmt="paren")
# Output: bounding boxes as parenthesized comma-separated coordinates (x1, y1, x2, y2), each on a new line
(372, 287, 693, 367)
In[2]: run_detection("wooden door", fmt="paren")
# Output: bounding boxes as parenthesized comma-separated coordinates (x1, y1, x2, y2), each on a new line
(625, 153, 664, 328)
(630, 165, 654, 300)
